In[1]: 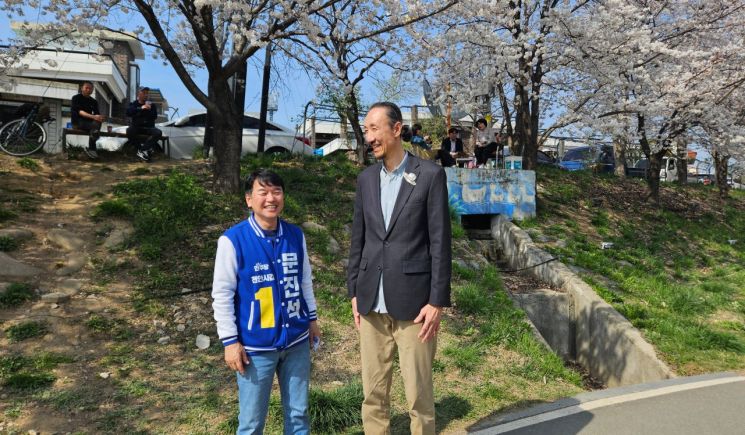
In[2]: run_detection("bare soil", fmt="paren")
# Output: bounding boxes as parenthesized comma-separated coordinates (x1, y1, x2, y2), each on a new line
(0, 152, 193, 434)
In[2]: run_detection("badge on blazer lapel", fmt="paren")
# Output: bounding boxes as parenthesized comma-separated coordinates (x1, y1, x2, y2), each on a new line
(403, 172, 417, 186)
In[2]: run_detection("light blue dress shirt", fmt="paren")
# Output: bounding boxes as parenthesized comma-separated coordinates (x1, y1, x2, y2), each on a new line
(372, 153, 408, 313)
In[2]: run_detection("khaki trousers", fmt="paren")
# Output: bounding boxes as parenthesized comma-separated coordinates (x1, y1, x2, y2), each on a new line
(359, 312, 437, 435)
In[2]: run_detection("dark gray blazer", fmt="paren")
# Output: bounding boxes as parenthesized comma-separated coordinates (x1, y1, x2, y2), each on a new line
(347, 152, 452, 320)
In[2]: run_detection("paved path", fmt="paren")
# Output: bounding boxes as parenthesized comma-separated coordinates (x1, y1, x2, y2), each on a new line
(470, 372, 745, 435)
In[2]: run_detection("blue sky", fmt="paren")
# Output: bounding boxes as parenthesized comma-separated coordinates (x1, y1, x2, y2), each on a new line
(0, 13, 387, 129)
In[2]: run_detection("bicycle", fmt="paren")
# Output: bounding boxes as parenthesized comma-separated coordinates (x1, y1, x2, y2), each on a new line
(0, 103, 55, 156)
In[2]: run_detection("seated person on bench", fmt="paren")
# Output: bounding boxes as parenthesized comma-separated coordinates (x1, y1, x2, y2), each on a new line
(126, 86, 162, 162)
(474, 118, 500, 166)
(436, 127, 464, 167)
(71, 80, 104, 159)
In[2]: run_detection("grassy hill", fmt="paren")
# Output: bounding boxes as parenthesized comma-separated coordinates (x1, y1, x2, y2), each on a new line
(519, 166, 745, 375)
(1, 153, 583, 434)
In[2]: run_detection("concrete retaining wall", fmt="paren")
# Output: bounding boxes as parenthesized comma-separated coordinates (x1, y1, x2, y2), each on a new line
(491, 215, 675, 387)
(511, 289, 574, 361)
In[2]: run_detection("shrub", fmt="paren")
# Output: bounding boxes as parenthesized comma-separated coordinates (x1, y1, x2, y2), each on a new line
(111, 171, 214, 257)
(92, 199, 133, 219)
(6, 321, 48, 342)
(0, 282, 35, 308)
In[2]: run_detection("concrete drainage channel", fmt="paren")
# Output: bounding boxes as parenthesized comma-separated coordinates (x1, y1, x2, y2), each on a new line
(490, 215, 675, 388)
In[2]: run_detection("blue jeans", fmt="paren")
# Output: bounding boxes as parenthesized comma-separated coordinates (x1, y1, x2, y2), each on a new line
(236, 343, 310, 435)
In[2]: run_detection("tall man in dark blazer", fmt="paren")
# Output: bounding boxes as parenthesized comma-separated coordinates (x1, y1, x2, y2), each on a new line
(347, 102, 452, 435)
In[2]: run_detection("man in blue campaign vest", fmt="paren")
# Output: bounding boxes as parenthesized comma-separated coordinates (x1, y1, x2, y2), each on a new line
(212, 169, 321, 434)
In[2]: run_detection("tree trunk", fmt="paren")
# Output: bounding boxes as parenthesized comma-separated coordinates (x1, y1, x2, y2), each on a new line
(523, 91, 540, 170)
(346, 91, 367, 164)
(513, 86, 530, 159)
(637, 114, 661, 204)
(713, 150, 730, 200)
(646, 151, 665, 203)
(210, 84, 243, 193)
(495, 81, 513, 144)
(675, 136, 688, 185)
(613, 136, 627, 178)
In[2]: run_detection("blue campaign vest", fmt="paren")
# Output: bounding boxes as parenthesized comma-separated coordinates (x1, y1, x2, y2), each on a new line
(223, 216, 312, 353)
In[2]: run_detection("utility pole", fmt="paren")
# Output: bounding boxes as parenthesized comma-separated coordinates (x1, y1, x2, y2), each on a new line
(257, 42, 272, 153)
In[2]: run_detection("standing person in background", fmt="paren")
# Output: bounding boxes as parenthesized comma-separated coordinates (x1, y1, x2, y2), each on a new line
(474, 118, 498, 166)
(126, 86, 163, 162)
(212, 170, 321, 434)
(70, 81, 104, 159)
(348, 102, 452, 435)
(436, 127, 463, 167)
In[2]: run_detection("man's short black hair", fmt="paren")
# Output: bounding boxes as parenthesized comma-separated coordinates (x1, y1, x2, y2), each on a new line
(476, 118, 488, 127)
(448, 127, 458, 134)
(138, 86, 150, 92)
(412, 123, 422, 134)
(245, 169, 284, 194)
(80, 80, 94, 88)
(369, 101, 403, 127)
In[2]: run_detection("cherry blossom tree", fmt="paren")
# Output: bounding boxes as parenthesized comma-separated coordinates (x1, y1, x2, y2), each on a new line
(2, 0, 449, 190)
(554, 0, 745, 201)
(277, 0, 456, 162)
(410, 0, 581, 169)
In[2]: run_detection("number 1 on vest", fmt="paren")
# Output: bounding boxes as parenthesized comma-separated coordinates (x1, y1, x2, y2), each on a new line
(255, 286, 275, 329)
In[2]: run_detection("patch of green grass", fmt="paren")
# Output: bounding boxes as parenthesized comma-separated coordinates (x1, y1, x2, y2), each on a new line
(449, 264, 580, 384)
(0, 235, 19, 251)
(0, 205, 18, 221)
(92, 199, 134, 219)
(17, 157, 40, 171)
(307, 381, 364, 433)
(454, 283, 491, 316)
(37, 387, 100, 412)
(512, 335, 582, 383)
(5, 320, 48, 342)
(111, 170, 221, 260)
(119, 379, 154, 398)
(223, 382, 364, 433)
(0, 282, 35, 307)
(0, 352, 72, 390)
(85, 314, 134, 341)
(450, 208, 467, 239)
(3, 400, 23, 418)
(443, 344, 482, 373)
(532, 166, 745, 374)
(132, 167, 151, 175)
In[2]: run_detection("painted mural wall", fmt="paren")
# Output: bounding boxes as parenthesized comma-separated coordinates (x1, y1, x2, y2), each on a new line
(445, 168, 536, 220)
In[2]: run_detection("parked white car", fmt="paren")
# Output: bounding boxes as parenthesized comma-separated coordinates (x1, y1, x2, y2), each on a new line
(96, 112, 313, 159)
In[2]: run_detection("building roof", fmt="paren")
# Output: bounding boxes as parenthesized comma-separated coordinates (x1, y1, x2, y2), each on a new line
(10, 22, 145, 59)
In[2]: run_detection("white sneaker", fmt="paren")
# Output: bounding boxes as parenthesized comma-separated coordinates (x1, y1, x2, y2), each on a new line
(136, 150, 150, 162)
(84, 149, 99, 159)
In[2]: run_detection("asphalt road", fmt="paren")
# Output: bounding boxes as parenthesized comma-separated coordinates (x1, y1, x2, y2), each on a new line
(470, 372, 745, 435)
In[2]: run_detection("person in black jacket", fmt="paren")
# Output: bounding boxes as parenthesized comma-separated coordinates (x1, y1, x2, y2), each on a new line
(126, 87, 162, 162)
(71, 81, 104, 159)
(435, 127, 464, 167)
(347, 102, 451, 434)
